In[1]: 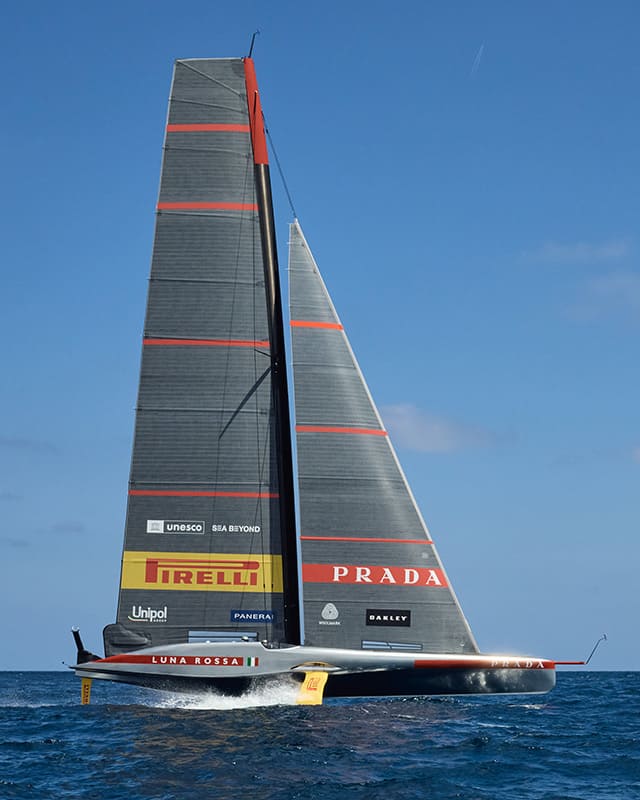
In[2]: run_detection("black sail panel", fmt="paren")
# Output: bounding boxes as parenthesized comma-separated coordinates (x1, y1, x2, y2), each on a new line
(106, 59, 285, 655)
(289, 221, 478, 655)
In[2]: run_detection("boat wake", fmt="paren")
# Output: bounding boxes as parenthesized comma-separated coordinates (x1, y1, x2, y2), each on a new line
(151, 677, 300, 710)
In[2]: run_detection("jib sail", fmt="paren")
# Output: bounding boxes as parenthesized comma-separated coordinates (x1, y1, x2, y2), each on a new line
(288, 220, 478, 655)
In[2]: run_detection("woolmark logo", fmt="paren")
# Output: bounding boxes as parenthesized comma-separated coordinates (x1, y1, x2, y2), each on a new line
(146, 520, 205, 534)
(366, 609, 411, 627)
(128, 605, 168, 623)
(319, 603, 341, 626)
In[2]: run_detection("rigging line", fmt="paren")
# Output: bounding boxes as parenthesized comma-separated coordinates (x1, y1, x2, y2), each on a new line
(264, 119, 298, 220)
(250, 171, 269, 622)
(163, 146, 252, 157)
(206, 148, 254, 562)
(218, 367, 271, 438)
(585, 634, 607, 665)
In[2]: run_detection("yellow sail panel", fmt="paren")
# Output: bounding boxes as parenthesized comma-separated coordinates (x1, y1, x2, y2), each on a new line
(120, 551, 283, 593)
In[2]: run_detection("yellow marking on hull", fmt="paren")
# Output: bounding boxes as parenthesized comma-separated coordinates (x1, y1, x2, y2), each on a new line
(80, 678, 92, 705)
(296, 671, 328, 705)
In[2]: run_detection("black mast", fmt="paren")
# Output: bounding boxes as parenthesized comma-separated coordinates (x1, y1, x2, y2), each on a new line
(244, 58, 301, 645)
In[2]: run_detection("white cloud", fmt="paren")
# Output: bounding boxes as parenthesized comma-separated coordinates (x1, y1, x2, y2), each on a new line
(0, 537, 30, 549)
(572, 271, 640, 321)
(0, 491, 21, 502)
(0, 435, 59, 454)
(381, 403, 496, 453)
(51, 521, 86, 535)
(470, 42, 485, 78)
(522, 239, 630, 265)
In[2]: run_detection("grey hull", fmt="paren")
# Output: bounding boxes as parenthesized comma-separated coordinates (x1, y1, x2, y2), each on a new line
(73, 641, 556, 697)
(75, 668, 555, 697)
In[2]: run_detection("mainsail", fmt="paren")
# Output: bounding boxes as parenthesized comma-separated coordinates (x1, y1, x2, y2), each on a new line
(105, 58, 297, 656)
(289, 221, 478, 654)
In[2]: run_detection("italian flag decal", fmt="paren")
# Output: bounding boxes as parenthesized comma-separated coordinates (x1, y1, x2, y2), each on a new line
(246, 657, 259, 667)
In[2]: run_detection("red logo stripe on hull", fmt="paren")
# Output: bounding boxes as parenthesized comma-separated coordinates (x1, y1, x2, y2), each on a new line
(98, 654, 256, 667)
(414, 658, 555, 671)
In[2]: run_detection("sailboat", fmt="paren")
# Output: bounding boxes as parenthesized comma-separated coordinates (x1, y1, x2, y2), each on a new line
(71, 56, 555, 703)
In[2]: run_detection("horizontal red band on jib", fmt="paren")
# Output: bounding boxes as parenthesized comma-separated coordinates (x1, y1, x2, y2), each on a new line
(414, 658, 555, 671)
(302, 563, 447, 587)
(166, 124, 250, 132)
(129, 490, 279, 498)
(143, 338, 269, 348)
(296, 425, 387, 436)
(300, 536, 433, 545)
(157, 202, 257, 211)
(290, 320, 343, 330)
(98, 654, 257, 667)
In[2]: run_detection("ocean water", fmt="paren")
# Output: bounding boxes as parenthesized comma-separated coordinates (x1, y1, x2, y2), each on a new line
(0, 671, 637, 800)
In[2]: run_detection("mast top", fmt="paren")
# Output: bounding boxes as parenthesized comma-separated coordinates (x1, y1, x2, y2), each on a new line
(248, 30, 260, 58)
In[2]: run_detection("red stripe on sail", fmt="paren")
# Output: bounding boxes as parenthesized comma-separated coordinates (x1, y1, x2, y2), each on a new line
(243, 58, 269, 165)
(290, 320, 343, 330)
(300, 536, 433, 545)
(143, 338, 269, 348)
(157, 202, 257, 211)
(129, 490, 279, 498)
(166, 124, 250, 132)
(296, 425, 387, 436)
(302, 563, 447, 587)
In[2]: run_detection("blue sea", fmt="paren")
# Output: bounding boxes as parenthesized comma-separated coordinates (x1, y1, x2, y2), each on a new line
(0, 671, 637, 799)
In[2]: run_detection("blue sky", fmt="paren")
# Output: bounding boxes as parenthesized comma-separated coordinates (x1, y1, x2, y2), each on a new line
(1, 1, 637, 671)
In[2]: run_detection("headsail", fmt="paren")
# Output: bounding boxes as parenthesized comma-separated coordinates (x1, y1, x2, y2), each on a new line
(289, 221, 478, 655)
(105, 59, 295, 656)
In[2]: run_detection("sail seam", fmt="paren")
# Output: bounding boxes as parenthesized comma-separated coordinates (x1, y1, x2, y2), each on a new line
(143, 338, 269, 347)
(167, 123, 250, 132)
(300, 536, 434, 544)
(129, 490, 279, 498)
(157, 202, 258, 211)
